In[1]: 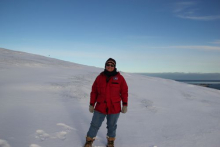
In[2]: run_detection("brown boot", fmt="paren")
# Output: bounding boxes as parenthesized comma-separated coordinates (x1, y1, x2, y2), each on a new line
(84, 137, 95, 147)
(107, 137, 115, 147)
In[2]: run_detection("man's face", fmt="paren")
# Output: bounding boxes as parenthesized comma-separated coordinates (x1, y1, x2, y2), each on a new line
(105, 62, 115, 72)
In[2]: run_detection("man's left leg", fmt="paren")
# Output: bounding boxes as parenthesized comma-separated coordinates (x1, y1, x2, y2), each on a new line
(106, 113, 120, 147)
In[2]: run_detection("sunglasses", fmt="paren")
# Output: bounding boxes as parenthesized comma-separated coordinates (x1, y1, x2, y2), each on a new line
(106, 63, 115, 67)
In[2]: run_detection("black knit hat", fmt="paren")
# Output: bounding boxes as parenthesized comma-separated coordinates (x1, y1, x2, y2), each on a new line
(105, 58, 116, 67)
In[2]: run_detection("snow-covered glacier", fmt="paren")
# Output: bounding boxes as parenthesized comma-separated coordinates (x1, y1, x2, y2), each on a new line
(1, 48, 220, 147)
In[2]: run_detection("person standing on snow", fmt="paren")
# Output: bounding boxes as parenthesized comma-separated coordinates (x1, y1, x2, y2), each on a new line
(84, 58, 128, 147)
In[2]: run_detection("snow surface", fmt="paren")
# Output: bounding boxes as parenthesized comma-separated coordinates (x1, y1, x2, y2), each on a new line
(1, 48, 220, 147)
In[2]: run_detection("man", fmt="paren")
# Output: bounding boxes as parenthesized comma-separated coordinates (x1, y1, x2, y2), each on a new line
(84, 58, 128, 147)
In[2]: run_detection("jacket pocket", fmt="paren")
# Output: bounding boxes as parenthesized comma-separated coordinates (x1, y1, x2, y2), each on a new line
(110, 84, 120, 97)
(112, 82, 119, 84)
(113, 101, 121, 113)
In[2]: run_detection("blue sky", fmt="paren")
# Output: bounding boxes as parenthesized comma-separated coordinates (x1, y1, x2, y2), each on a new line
(1, 0, 220, 73)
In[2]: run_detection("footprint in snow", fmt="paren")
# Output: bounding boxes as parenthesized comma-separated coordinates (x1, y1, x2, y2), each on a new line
(35, 123, 76, 141)
(35, 130, 50, 141)
(141, 99, 158, 113)
(29, 144, 41, 147)
(56, 131, 67, 140)
(0, 139, 11, 147)
(56, 123, 76, 132)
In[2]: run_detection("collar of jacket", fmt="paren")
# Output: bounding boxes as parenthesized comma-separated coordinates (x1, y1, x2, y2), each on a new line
(103, 68, 118, 77)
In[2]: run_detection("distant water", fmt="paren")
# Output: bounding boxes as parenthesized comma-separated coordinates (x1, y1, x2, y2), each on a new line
(137, 73, 220, 90)
(176, 80, 220, 90)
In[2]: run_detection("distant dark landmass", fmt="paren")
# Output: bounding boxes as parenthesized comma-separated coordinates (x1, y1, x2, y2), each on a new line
(175, 80, 220, 90)
(137, 73, 220, 80)
(137, 73, 220, 90)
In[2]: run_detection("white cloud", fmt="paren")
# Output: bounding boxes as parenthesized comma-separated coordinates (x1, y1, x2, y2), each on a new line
(146, 45, 220, 51)
(173, 2, 220, 21)
(177, 15, 220, 21)
(139, 42, 220, 51)
(126, 35, 157, 40)
(210, 40, 220, 44)
(173, 2, 195, 13)
(170, 46, 220, 51)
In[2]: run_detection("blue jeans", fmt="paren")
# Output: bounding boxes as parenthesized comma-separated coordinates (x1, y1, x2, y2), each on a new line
(87, 110, 120, 138)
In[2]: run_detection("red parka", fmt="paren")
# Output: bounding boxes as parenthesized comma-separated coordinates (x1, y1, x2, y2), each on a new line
(90, 72, 128, 114)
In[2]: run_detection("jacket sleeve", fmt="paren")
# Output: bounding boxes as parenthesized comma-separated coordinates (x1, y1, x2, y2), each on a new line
(90, 77, 98, 106)
(120, 76, 128, 106)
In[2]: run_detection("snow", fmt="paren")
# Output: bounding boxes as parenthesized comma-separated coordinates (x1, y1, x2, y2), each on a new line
(1, 48, 220, 147)
(0, 139, 11, 147)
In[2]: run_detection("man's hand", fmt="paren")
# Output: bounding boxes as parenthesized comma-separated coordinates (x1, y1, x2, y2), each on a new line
(89, 105, 94, 113)
(121, 106, 127, 113)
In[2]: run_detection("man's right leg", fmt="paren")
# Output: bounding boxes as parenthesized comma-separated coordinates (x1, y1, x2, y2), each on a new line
(87, 110, 106, 138)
